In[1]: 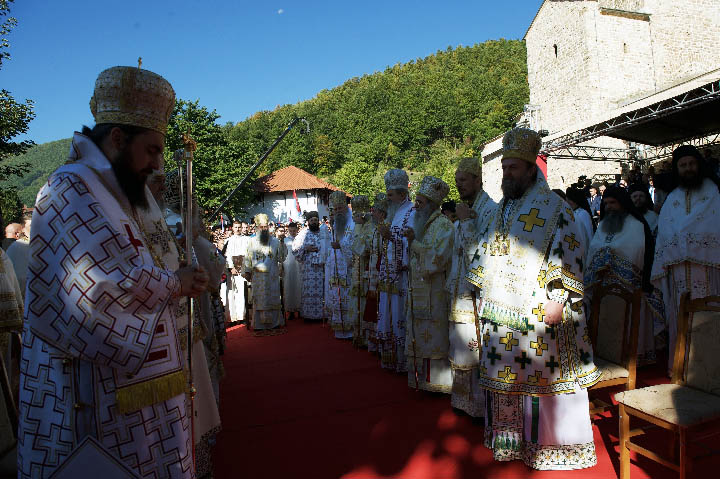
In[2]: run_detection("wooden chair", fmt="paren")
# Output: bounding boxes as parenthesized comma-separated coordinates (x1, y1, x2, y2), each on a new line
(587, 281, 642, 416)
(615, 293, 720, 479)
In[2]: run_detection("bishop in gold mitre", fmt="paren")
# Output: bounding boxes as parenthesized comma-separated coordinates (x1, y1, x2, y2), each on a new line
(18, 65, 211, 479)
(465, 127, 600, 471)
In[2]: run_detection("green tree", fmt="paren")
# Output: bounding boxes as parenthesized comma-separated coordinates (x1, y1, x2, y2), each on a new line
(228, 39, 527, 196)
(333, 157, 378, 197)
(0, 0, 34, 223)
(311, 134, 337, 176)
(164, 99, 259, 220)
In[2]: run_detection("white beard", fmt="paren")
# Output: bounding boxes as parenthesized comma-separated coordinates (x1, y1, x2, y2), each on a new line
(332, 209, 349, 238)
(412, 203, 435, 242)
(386, 202, 401, 223)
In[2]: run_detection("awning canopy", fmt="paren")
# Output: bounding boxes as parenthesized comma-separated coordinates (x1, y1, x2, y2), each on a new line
(543, 69, 720, 153)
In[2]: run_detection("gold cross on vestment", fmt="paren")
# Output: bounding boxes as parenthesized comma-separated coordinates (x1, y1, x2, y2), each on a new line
(564, 233, 580, 251)
(527, 369, 548, 385)
(530, 336, 549, 356)
(532, 303, 545, 322)
(565, 207, 575, 221)
(482, 330, 491, 347)
(422, 329, 432, 344)
(499, 332, 519, 351)
(498, 366, 518, 383)
(537, 269, 547, 288)
(519, 208, 546, 232)
(470, 265, 484, 278)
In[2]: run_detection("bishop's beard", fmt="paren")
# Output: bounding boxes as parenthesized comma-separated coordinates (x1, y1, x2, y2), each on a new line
(412, 203, 435, 242)
(386, 202, 401, 223)
(112, 147, 149, 209)
(600, 210, 628, 235)
(308, 223, 320, 232)
(501, 175, 534, 200)
(259, 229, 270, 245)
(332, 210, 349, 238)
(678, 171, 703, 189)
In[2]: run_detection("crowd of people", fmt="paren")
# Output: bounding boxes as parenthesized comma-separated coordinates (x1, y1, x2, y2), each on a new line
(1, 65, 718, 478)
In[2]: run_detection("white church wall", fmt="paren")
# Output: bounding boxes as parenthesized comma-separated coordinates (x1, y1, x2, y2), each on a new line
(244, 190, 330, 224)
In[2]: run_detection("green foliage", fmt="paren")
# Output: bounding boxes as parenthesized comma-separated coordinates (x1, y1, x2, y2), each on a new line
(164, 99, 258, 217)
(333, 157, 379, 198)
(229, 39, 528, 198)
(4, 39, 528, 216)
(1, 0, 35, 219)
(0, 138, 70, 206)
(0, 187, 22, 224)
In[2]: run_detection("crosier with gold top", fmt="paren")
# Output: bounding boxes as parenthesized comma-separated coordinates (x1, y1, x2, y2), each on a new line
(182, 130, 198, 469)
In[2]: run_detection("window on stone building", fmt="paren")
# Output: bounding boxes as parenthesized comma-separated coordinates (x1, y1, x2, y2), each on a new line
(553, 44, 558, 57)
(623, 42, 628, 53)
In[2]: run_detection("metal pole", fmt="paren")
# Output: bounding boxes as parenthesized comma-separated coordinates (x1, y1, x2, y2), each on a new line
(331, 223, 345, 336)
(182, 133, 197, 470)
(209, 117, 309, 221)
(408, 251, 420, 391)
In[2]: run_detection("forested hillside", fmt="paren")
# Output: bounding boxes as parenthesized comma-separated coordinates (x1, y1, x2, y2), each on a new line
(226, 39, 529, 203)
(0, 138, 70, 207)
(2, 39, 528, 215)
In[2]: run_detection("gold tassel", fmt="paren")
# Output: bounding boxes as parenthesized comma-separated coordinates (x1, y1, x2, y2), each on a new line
(115, 370, 187, 414)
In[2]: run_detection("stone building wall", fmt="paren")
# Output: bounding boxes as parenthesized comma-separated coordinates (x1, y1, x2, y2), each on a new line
(513, 0, 720, 193)
(646, 0, 720, 91)
(525, 1, 600, 134)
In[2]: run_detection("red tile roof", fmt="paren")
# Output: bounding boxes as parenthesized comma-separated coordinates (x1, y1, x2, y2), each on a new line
(254, 165, 342, 193)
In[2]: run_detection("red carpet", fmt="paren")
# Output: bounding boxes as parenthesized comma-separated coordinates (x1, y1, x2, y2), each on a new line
(212, 320, 718, 479)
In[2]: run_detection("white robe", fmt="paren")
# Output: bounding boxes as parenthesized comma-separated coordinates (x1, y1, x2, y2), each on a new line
(445, 191, 495, 416)
(18, 133, 194, 478)
(652, 178, 720, 373)
(585, 215, 663, 365)
(324, 216, 355, 338)
(5, 238, 29, 300)
(224, 234, 249, 322)
(466, 171, 600, 470)
(244, 236, 285, 330)
(292, 228, 326, 320)
(573, 208, 593, 262)
(406, 211, 454, 393)
(282, 235, 301, 313)
(1, 248, 23, 469)
(378, 199, 414, 372)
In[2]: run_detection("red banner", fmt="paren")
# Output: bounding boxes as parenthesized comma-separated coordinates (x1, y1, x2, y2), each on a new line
(293, 190, 301, 213)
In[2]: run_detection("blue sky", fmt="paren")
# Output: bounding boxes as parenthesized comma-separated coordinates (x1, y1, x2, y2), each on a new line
(3, 0, 543, 144)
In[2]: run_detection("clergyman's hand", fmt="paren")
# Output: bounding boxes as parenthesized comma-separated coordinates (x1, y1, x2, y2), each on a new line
(176, 265, 209, 298)
(544, 300, 564, 325)
(455, 202, 473, 221)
